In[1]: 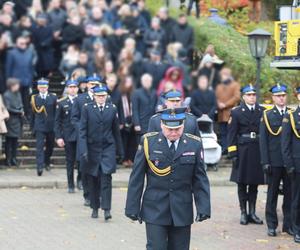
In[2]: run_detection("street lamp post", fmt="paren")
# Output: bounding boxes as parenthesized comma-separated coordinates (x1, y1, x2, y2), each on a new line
(247, 29, 271, 102)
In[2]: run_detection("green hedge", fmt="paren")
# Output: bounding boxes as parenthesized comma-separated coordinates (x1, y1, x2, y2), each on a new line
(146, 0, 300, 99)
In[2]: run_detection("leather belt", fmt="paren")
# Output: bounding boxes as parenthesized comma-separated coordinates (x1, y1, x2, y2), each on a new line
(240, 132, 259, 139)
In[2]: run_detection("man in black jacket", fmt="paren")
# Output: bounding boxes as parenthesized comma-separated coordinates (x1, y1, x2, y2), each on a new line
(148, 89, 200, 136)
(79, 84, 123, 220)
(171, 14, 194, 64)
(55, 79, 79, 193)
(281, 86, 300, 244)
(125, 108, 210, 250)
(30, 78, 57, 176)
(132, 74, 157, 143)
(260, 84, 292, 237)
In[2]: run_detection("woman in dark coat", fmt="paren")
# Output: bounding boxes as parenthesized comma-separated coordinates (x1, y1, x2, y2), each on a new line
(3, 78, 24, 167)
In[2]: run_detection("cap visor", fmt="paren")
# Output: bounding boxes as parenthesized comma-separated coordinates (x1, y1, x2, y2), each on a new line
(167, 97, 181, 101)
(272, 91, 286, 96)
(243, 91, 256, 95)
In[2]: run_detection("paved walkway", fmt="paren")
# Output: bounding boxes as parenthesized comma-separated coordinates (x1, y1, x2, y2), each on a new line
(0, 167, 233, 188)
(0, 187, 298, 250)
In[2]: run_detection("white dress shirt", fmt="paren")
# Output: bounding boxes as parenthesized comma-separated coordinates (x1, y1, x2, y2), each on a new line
(167, 138, 180, 150)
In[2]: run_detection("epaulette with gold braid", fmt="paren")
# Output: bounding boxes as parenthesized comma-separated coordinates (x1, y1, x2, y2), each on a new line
(263, 109, 282, 136)
(144, 132, 159, 138)
(31, 94, 47, 115)
(58, 96, 67, 102)
(185, 133, 201, 142)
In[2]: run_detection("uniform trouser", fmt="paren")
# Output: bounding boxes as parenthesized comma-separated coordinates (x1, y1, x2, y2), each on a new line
(35, 131, 55, 170)
(87, 173, 101, 210)
(100, 174, 112, 210)
(265, 167, 291, 230)
(145, 223, 191, 250)
(5, 136, 18, 162)
(238, 184, 258, 205)
(291, 173, 300, 235)
(65, 141, 77, 189)
(219, 122, 228, 152)
(82, 172, 89, 200)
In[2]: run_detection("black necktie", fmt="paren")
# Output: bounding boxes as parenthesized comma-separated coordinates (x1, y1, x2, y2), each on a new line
(281, 110, 285, 116)
(250, 107, 254, 112)
(100, 106, 103, 112)
(170, 141, 176, 157)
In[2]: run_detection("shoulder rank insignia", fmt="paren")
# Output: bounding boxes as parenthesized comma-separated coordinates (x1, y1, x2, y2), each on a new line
(58, 96, 67, 102)
(185, 133, 201, 142)
(144, 132, 159, 138)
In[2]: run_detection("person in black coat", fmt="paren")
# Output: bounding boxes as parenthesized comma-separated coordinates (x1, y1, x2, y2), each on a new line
(281, 86, 300, 244)
(141, 49, 169, 89)
(106, 73, 124, 125)
(30, 78, 57, 176)
(54, 80, 79, 194)
(171, 14, 194, 64)
(61, 15, 85, 49)
(259, 84, 292, 237)
(125, 108, 210, 250)
(148, 89, 200, 136)
(79, 84, 123, 220)
(71, 76, 100, 206)
(157, 7, 176, 46)
(227, 85, 264, 226)
(132, 73, 157, 143)
(143, 17, 166, 53)
(3, 78, 24, 167)
(190, 75, 217, 120)
(31, 13, 54, 77)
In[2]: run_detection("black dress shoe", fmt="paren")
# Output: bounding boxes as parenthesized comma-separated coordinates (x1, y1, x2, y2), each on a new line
(240, 212, 248, 225)
(84, 199, 91, 207)
(91, 209, 98, 218)
(11, 158, 19, 167)
(104, 210, 112, 221)
(267, 228, 277, 237)
(45, 164, 51, 171)
(68, 188, 75, 193)
(37, 169, 43, 176)
(77, 180, 83, 190)
(282, 228, 294, 236)
(5, 160, 12, 167)
(248, 214, 263, 224)
(294, 234, 300, 243)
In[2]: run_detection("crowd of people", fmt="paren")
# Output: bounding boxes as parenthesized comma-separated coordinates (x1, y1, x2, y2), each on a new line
(0, 0, 242, 168)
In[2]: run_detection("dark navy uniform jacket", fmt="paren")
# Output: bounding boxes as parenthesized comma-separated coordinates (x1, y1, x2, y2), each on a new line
(71, 92, 93, 133)
(147, 112, 200, 136)
(54, 96, 77, 142)
(259, 106, 288, 167)
(31, 93, 57, 133)
(71, 92, 93, 160)
(227, 103, 264, 185)
(79, 101, 124, 176)
(132, 88, 157, 134)
(125, 132, 211, 227)
(281, 106, 300, 173)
